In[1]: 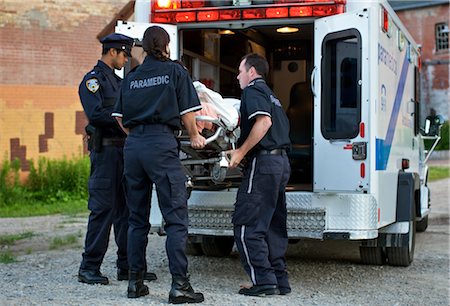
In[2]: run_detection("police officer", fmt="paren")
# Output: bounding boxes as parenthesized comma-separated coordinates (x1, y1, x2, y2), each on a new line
(78, 33, 156, 285)
(228, 53, 292, 296)
(112, 26, 205, 303)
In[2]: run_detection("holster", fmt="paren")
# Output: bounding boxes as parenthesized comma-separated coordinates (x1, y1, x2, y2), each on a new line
(85, 124, 103, 152)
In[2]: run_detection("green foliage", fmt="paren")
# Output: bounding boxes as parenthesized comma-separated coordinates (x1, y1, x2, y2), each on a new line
(0, 251, 16, 264)
(0, 231, 35, 246)
(49, 232, 81, 250)
(0, 156, 90, 217)
(425, 121, 449, 151)
(428, 166, 450, 182)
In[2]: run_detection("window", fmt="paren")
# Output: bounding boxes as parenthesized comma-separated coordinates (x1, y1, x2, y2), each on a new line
(435, 23, 449, 51)
(321, 29, 362, 139)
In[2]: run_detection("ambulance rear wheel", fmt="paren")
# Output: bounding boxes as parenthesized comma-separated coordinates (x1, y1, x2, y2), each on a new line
(386, 219, 416, 266)
(201, 236, 234, 257)
(186, 238, 203, 256)
(359, 246, 386, 265)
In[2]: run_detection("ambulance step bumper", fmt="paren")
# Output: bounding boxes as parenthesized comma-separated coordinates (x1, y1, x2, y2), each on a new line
(188, 207, 326, 239)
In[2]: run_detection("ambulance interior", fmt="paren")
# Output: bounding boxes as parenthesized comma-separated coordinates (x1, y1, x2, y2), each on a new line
(180, 25, 314, 191)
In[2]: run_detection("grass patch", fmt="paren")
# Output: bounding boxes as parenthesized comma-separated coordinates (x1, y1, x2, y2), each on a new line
(429, 166, 450, 182)
(0, 199, 88, 218)
(49, 232, 82, 250)
(0, 231, 35, 246)
(0, 251, 16, 264)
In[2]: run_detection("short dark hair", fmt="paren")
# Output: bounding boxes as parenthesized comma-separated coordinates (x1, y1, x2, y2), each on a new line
(241, 53, 269, 78)
(142, 26, 170, 61)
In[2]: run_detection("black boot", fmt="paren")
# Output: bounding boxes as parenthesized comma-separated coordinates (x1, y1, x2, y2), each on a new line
(78, 269, 109, 285)
(169, 276, 204, 304)
(127, 271, 149, 298)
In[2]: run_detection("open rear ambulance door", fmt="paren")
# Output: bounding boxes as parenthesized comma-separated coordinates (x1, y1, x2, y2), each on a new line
(115, 21, 178, 76)
(313, 10, 369, 192)
(115, 21, 178, 233)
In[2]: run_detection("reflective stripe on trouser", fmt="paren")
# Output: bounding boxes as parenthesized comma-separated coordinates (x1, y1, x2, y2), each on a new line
(124, 126, 188, 277)
(81, 145, 129, 271)
(233, 154, 290, 287)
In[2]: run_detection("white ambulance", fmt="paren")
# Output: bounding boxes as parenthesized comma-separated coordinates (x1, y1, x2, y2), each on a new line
(116, 0, 443, 266)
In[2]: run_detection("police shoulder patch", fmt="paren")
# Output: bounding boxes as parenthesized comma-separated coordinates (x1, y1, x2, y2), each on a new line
(86, 78, 100, 93)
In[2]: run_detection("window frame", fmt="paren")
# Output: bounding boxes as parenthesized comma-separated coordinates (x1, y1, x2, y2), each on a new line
(320, 29, 362, 140)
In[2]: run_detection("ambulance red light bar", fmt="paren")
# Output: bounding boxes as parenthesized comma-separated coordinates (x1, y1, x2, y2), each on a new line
(151, 0, 346, 23)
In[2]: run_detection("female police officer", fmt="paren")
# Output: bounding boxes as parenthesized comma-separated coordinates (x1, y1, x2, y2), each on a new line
(112, 26, 205, 303)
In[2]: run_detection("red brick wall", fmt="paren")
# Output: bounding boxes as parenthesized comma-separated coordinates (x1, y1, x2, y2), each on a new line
(0, 0, 131, 170)
(396, 4, 449, 118)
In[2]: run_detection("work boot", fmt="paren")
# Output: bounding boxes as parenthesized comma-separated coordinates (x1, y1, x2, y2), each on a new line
(117, 268, 157, 281)
(78, 269, 109, 285)
(168, 276, 204, 304)
(127, 271, 149, 298)
(238, 284, 279, 296)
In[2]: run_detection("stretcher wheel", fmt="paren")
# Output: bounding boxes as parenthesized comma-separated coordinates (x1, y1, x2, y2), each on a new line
(212, 165, 227, 183)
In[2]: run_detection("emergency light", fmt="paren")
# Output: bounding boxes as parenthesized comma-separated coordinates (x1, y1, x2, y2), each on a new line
(151, 0, 346, 23)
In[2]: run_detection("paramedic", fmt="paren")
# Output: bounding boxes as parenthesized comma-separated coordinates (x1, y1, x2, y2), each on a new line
(78, 33, 156, 285)
(228, 53, 292, 296)
(112, 26, 205, 303)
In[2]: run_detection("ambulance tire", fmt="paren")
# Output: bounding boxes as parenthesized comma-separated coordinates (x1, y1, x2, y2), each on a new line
(416, 190, 430, 232)
(416, 215, 428, 232)
(186, 238, 204, 256)
(386, 219, 416, 266)
(200, 236, 234, 257)
(359, 246, 386, 265)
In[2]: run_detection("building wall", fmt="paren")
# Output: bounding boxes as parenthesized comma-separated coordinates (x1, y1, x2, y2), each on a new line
(396, 4, 450, 120)
(0, 0, 130, 170)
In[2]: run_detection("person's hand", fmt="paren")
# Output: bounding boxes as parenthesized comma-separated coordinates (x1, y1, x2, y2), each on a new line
(226, 149, 245, 169)
(190, 134, 206, 149)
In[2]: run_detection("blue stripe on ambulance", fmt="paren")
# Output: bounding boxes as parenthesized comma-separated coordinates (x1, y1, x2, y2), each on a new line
(376, 53, 409, 170)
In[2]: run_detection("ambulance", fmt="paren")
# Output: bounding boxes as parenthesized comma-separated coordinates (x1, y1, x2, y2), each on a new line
(116, 0, 443, 266)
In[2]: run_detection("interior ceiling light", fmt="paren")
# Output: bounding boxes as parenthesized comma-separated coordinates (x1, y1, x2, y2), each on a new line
(218, 30, 235, 35)
(276, 27, 299, 33)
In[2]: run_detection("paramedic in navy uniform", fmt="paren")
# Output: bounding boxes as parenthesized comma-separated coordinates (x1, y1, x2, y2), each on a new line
(78, 33, 156, 285)
(112, 26, 205, 303)
(228, 53, 291, 296)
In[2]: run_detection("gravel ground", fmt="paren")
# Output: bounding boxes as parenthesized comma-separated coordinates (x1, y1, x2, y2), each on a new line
(0, 178, 449, 306)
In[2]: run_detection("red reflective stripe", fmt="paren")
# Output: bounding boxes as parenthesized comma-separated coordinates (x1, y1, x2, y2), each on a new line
(290, 6, 312, 17)
(242, 8, 266, 19)
(360, 122, 365, 138)
(197, 10, 219, 21)
(175, 11, 196, 22)
(343, 144, 353, 150)
(360, 162, 365, 178)
(266, 7, 289, 18)
(219, 9, 241, 20)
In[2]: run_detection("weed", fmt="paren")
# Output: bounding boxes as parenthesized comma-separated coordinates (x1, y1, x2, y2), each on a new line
(0, 231, 35, 246)
(49, 233, 81, 250)
(0, 251, 16, 264)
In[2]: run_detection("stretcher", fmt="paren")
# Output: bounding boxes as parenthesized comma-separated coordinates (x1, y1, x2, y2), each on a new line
(178, 82, 242, 188)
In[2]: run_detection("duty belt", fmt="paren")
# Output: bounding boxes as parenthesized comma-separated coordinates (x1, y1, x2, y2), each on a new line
(257, 149, 286, 156)
(102, 138, 125, 146)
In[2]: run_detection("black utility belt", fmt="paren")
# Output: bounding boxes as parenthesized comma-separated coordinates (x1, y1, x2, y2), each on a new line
(257, 149, 287, 156)
(102, 138, 125, 146)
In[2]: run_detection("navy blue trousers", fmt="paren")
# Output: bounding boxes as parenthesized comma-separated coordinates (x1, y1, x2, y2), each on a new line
(80, 145, 129, 271)
(124, 124, 189, 277)
(233, 154, 291, 289)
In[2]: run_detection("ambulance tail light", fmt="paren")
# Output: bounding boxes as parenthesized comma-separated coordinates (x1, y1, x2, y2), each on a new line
(151, 0, 346, 23)
(382, 7, 389, 33)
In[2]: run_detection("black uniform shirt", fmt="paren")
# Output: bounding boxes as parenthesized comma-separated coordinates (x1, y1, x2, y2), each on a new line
(239, 78, 291, 152)
(113, 56, 202, 130)
(79, 60, 126, 138)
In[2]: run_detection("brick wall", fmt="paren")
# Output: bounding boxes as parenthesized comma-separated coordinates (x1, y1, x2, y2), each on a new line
(396, 4, 450, 120)
(0, 0, 131, 170)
